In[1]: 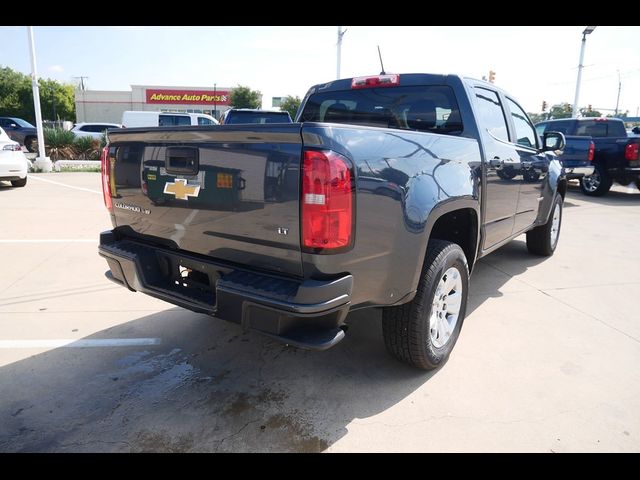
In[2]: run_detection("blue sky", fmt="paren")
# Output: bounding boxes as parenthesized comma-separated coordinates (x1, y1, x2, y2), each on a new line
(1, 26, 639, 115)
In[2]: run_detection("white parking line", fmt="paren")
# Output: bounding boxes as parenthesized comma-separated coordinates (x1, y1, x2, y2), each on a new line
(29, 175, 102, 194)
(0, 338, 161, 348)
(0, 239, 96, 244)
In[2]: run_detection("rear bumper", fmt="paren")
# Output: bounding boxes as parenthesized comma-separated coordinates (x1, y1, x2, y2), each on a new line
(98, 231, 352, 350)
(610, 166, 640, 184)
(0, 152, 28, 179)
(564, 165, 594, 179)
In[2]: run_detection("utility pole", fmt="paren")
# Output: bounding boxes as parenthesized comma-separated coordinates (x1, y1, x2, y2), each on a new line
(336, 26, 347, 79)
(50, 86, 57, 122)
(614, 70, 621, 117)
(27, 26, 51, 172)
(213, 83, 217, 119)
(73, 76, 88, 91)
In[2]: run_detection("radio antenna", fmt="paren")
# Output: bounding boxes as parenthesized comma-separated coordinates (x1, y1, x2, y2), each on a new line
(377, 45, 386, 75)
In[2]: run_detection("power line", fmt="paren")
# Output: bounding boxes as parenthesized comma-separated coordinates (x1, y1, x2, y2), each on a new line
(73, 76, 89, 90)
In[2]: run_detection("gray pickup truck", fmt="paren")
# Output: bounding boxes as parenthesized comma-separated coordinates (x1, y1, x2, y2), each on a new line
(99, 73, 567, 370)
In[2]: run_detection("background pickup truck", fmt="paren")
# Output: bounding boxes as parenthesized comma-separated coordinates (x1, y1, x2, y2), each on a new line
(220, 109, 293, 125)
(99, 73, 567, 370)
(536, 117, 640, 196)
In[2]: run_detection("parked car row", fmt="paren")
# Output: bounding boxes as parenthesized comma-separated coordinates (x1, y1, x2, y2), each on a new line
(0, 127, 29, 187)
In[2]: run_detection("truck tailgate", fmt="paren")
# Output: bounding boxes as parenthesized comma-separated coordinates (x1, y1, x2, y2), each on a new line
(106, 125, 303, 277)
(561, 135, 592, 168)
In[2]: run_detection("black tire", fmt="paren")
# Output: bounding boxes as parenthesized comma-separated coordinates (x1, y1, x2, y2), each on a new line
(497, 168, 517, 180)
(580, 163, 612, 196)
(523, 169, 541, 183)
(382, 240, 469, 370)
(11, 177, 27, 188)
(526, 195, 562, 256)
(24, 136, 37, 153)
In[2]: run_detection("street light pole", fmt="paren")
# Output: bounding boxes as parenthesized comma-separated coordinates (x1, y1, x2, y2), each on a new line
(614, 70, 621, 117)
(572, 26, 596, 119)
(336, 26, 347, 79)
(27, 26, 52, 172)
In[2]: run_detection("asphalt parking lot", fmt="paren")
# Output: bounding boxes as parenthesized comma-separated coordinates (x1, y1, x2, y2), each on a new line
(0, 172, 639, 452)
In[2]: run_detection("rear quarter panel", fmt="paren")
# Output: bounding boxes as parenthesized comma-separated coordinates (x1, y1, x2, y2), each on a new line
(301, 124, 481, 307)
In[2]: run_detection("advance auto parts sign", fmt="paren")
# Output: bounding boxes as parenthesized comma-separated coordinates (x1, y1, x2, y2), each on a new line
(146, 89, 231, 105)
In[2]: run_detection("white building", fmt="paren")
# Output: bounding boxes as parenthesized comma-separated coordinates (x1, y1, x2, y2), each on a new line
(75, 85, 234, 124)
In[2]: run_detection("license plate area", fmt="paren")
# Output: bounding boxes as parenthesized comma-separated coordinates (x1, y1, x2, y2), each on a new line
(152, 250, 228, 308)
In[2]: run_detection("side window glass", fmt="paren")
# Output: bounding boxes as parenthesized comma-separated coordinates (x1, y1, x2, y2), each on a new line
(507, 98, 537, 148)
(474, 87, 509, 142)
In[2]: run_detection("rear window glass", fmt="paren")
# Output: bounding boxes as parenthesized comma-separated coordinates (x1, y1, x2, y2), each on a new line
(299, 85, 463, 134)
(536, 121, 572, 136)
(575, 120, 626, 137)
(159, 115, 191, 126)
(225, 111, 291, 124)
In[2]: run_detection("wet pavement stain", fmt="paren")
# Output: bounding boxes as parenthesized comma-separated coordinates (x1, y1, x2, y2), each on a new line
(133, 430, 195, 453)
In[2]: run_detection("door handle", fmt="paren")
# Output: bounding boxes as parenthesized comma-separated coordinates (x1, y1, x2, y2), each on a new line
(489, 157, 503, 168)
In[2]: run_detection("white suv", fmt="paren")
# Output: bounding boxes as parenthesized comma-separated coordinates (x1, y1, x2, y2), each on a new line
(71, 123, 122, 140)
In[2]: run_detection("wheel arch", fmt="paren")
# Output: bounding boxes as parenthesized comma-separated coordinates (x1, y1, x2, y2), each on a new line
(408, 200, 480, 297)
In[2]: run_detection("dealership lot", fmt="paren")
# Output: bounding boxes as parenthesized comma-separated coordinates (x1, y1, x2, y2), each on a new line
(0, 173, 639, 452)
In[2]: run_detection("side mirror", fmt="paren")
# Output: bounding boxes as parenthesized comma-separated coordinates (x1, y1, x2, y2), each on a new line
(543, 131, 566, 152)
(9, 123, 18, 129)
(633, 126, 640, 134)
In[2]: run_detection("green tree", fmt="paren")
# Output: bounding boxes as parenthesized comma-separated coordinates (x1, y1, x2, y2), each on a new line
(0, 66, 32, 120)
(580, 107, 602, 117)
(548, 102, 573, 119)
(279, 95, 301, 120)
(230, 85, 262, 109)
(39, 78, 76, 121)
(527, 112, 546, 124)
(0, 66, 76, 123)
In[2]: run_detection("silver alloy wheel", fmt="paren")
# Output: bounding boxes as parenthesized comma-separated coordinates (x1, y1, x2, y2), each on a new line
(429, 267, 463, 348)
(582, 171, 600, 192)
(550, 201, 561, 249)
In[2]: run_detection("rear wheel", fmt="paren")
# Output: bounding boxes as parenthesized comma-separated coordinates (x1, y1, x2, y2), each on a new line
(11, 177, 27, 188)
(580, 163, 612, 196)
(526, 195, 562, 256)
(382, 240, 469, 370)
(24, 136, 36, 153)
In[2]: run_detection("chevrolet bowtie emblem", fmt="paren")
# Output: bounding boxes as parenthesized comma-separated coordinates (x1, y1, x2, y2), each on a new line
(163, 179, 200, 200)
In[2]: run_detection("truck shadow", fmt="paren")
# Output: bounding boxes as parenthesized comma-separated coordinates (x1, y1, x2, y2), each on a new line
(0, 240, 546, 453)
(566, 182, 640, 207)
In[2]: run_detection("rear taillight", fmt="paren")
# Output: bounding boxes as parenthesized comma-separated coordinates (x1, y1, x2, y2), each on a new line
(351, 74, 400, 89)
(588, 141, 595, 162)
(624, 142, 639, 161)
(2, 144, 22, 151)
(100, 145, 113, 211)
(301, 149, 353, 252)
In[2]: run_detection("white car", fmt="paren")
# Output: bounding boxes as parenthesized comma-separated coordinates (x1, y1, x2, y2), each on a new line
(121, 111, 218, 128)
(71, 122, 122, 140)
(0, 127, 29, 187)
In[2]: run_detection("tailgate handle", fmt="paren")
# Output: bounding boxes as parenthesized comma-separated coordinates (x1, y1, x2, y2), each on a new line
(166, 147, 199, 175)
